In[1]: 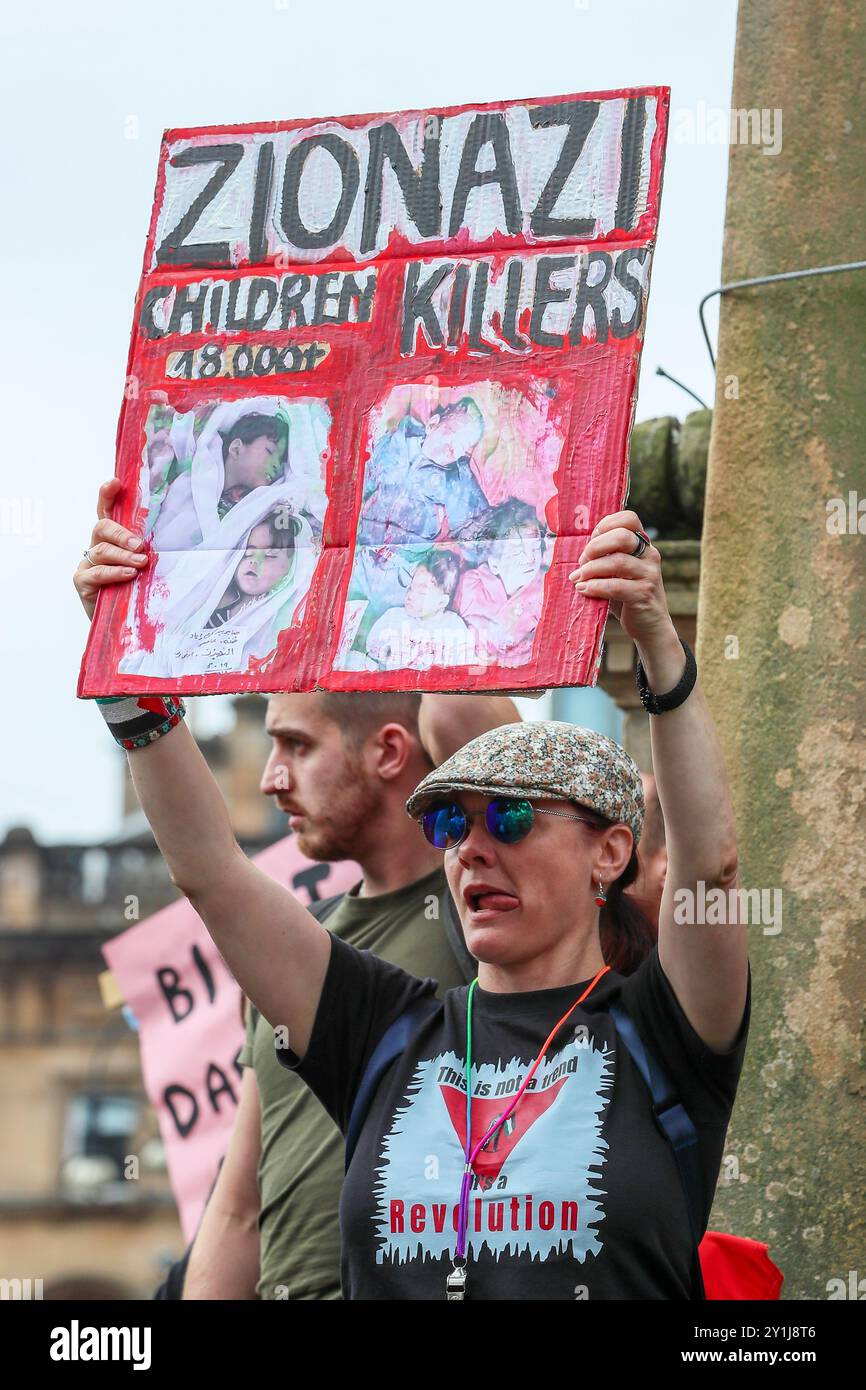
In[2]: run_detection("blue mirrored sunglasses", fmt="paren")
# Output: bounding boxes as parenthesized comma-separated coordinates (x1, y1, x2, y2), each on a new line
(420, 797, 597, 850)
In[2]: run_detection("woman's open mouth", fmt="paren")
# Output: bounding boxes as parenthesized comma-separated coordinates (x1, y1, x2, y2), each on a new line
(463, 883, 521, 920)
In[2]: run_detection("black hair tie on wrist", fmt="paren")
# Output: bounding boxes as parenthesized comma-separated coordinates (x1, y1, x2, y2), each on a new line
(635, 636, 697, 715)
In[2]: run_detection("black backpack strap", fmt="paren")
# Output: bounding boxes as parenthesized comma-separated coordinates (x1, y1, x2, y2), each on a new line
(152, 1239, 193, 1300)
(609, 1002, 706, 1301)
(441, 887, 477, 985)
(345, 994, 440, 1171)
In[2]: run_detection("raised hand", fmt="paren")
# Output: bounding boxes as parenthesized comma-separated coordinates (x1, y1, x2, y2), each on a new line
(73, 478, 149, 620)
(569, 509, 672, 648)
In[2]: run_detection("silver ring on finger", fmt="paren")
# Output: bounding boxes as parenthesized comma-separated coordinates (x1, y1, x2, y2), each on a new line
(631, 531, 650, 559)
(83, 547, 97, 567)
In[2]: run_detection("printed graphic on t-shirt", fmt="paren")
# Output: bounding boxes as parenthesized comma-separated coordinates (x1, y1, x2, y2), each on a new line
(373, 1034, 613, 1265)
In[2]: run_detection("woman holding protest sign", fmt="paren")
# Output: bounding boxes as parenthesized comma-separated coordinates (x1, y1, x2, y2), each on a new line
(75, 491, 748, 1300)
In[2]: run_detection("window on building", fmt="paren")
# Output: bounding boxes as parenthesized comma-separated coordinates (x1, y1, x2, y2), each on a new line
(60, 1092, 140, 1195)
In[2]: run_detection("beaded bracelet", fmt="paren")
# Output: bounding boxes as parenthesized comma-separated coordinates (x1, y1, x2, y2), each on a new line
(95, 695, 186, 750)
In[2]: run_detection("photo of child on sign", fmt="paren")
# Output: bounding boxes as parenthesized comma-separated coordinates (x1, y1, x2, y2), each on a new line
(119, 397, 331, 677)
(365, 550, 476, 671)
(336, 381, 561, 673)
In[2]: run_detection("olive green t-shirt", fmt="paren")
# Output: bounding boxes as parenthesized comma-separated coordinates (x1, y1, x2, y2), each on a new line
(239, 866, 469, 1300)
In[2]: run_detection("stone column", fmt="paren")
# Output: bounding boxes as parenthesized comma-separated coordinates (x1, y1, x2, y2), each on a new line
(697, 0, 866, 1297)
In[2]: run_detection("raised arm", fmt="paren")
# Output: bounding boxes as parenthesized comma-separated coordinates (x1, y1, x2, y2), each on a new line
(419, 693, 521, 765)
(124, 719, 330, 1054)
(571, 510, 747, 1051)
(75, 481, 331, 1059)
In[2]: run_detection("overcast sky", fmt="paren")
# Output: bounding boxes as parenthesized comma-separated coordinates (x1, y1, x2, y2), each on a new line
(0, 0, 738, 844)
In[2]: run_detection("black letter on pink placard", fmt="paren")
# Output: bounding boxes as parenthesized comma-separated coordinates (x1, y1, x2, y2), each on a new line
(156, 967, 194, 1023)
(163, 1084, 198, 1138)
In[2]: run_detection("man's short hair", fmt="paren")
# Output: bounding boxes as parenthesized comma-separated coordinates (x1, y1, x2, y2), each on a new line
(316, 692, 424, 749)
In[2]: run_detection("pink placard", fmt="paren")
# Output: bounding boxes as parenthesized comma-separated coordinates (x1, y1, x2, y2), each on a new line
(103, 835, 360, 1241)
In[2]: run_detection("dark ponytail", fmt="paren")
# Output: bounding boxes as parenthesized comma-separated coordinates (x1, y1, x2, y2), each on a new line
(574, 804, 657, 976)
(600, 851, 658, 975)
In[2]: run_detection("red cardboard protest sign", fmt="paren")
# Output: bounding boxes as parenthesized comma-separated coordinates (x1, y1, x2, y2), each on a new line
(79, 88, 669, 698)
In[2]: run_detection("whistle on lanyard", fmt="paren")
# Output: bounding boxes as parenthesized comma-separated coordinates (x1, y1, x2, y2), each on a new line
(446, 1263, 468, 1300)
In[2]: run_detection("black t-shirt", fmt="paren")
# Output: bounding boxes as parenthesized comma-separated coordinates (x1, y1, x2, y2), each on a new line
(279, 935, 750, 1301)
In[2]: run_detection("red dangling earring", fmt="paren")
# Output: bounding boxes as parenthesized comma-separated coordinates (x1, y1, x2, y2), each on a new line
(594, 879, 607, 908)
